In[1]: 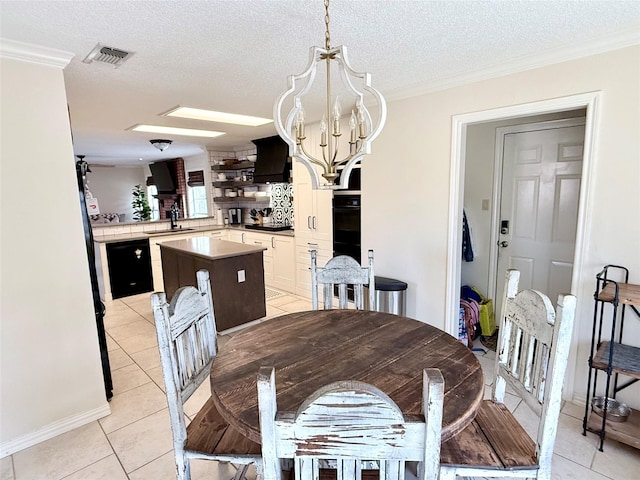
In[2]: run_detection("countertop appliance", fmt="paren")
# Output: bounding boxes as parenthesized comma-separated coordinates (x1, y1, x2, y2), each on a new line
(106, 239, 153, 299)
(229, 208, 243, 225)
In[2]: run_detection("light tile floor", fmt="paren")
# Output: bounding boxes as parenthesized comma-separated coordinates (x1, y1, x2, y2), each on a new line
(2, 291, 639, 480)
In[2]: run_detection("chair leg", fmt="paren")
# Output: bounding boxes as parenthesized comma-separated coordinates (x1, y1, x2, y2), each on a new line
(232, 464, 251, 480)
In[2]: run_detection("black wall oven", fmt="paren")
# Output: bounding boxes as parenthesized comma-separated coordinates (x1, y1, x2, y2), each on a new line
(332, 193, 361, 263)
(333, 193, 361, 301)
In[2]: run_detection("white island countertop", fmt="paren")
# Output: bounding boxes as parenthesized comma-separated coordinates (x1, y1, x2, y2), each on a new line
(158, 237, 266, 261)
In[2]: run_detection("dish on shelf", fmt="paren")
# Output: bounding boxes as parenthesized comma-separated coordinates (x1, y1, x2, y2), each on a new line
(247, 154, 257, 161)
(226, 192, 238, 197)
(591, 396, 631, 422)
(255, 191, 268, 197)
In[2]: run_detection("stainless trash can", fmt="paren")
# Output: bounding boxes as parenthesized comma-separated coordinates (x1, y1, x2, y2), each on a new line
(365, 276, 408, 315)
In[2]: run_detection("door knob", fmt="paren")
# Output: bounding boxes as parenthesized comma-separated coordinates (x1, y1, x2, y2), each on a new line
(498, 241, 509, 248)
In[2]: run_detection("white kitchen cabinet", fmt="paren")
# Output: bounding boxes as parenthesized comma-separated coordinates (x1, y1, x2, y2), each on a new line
(294, 238, 333, 300)
(227, 230, 246, 244)
(244, 231, 273, 284)
(209, 229, 228, 241)
(271, 235, 295, 292)
(241, 231, 295, 293)
(293, 161, 332, 243)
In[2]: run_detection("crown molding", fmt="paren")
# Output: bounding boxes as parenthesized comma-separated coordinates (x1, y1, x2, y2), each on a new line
(0, 38, 74, 69)
(385, 28, 640, 103)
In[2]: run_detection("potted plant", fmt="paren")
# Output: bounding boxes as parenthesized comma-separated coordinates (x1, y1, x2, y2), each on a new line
(132, 184, 151, 221)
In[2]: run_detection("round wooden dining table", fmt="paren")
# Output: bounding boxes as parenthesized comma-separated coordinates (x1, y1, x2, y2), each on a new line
(210, 309, 484, 444)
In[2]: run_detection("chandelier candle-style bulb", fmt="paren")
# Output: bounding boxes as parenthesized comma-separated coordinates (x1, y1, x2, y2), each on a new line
(273, 0, 386, 189)
(320, 114, 328, 146)
(295, 109, 305, 140)
(333, 98, 341, 135)
(358, 107, 367, 139)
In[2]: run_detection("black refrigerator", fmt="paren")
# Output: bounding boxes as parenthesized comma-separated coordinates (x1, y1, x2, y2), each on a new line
(76, 157, 113, 400)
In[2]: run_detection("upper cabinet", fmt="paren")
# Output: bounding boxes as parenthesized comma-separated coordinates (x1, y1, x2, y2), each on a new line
(293, 160, 332, 243)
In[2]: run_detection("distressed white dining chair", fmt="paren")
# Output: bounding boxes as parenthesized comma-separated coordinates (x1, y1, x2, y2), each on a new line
(151, 270, 261, 480)
(439, 269, 576, 480)
(311, 249, 375, 310)
(257, 366, 444, 480)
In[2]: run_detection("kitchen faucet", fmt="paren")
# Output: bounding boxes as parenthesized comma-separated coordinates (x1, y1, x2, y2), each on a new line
(170, 204, 179, 230)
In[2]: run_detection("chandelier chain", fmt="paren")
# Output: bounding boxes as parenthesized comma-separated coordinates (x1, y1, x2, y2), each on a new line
(324, 0, 331, 50)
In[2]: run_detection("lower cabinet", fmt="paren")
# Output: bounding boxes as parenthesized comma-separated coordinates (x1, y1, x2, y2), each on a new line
(272, 236, 296, 292)
(295, 238, 333, 300)
(159, 244, 266, 331)
(149, 233, 199, 292)
(228, 230, 296, 293)
(209, 230, 228, 241)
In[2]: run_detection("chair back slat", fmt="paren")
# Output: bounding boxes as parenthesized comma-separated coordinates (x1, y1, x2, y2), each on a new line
(311, 250, 375, 310)
(492, 269, 577, 471)
(258, 366, 444, 480)
(153, 270, 218, 403)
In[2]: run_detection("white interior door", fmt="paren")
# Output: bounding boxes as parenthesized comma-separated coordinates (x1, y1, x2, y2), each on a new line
(495, 121, 585, 317)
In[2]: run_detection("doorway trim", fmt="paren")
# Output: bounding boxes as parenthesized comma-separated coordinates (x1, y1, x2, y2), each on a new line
(445, 91, 601, 398)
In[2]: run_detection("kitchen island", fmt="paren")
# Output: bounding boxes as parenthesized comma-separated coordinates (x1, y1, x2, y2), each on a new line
(159, 237, 267, 331)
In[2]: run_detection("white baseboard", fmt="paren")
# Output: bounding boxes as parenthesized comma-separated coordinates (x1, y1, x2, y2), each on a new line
(0, 402, 111, 458)
(571, 392, 588, 407)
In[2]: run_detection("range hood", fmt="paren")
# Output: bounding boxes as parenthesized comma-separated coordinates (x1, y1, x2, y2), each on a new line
(252, 135, 291, 183)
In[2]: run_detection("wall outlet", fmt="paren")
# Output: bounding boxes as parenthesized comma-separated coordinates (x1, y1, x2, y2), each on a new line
(237, 270, 246, 283)
(482, 199, 490, 211)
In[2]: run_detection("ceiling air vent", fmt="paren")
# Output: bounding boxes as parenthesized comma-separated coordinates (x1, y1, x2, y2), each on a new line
(82, 44, 133, 68)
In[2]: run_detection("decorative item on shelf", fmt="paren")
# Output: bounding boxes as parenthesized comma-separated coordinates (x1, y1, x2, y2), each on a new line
(250, 208, 272, 225)
(149, 139, 172, 152)
(273, 0, 386, 190)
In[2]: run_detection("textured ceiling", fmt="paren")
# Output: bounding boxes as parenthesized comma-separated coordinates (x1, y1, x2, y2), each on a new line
(1, 0, 639, 166)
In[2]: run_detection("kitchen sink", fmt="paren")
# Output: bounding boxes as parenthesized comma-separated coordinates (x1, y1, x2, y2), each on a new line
(145, 228, 196, 236)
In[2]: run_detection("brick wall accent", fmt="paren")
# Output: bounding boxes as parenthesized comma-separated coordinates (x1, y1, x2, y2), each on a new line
(157, 158, 187, 220)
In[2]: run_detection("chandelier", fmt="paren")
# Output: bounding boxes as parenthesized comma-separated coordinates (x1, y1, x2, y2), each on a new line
(273, 0, 386, 189)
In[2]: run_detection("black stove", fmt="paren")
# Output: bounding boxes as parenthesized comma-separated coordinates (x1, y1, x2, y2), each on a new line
(244, 223, 292, 232)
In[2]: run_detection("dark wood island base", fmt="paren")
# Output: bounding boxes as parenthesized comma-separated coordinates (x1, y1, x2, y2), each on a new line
(159, 238, 267, 331)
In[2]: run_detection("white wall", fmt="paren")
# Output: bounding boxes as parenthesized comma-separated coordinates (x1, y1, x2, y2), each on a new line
(87, 166, 147, 221)
(87, 153, 210, 222)
(363, 45, 640, 407)
(0, 44, 109, 456)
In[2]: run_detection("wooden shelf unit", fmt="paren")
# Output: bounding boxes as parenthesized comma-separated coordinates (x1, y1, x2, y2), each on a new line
(213, 196, 270, 203)
(583, 265, 640, 451)
(211, 161, 255, 171)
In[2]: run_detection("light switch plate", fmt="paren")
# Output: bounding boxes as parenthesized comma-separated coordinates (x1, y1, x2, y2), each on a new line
(237, 270, 246, 282)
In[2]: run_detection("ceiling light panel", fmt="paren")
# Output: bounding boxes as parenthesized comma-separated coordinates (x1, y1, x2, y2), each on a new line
(130, 125, 225, 138)
(164, 107, 273, 126)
